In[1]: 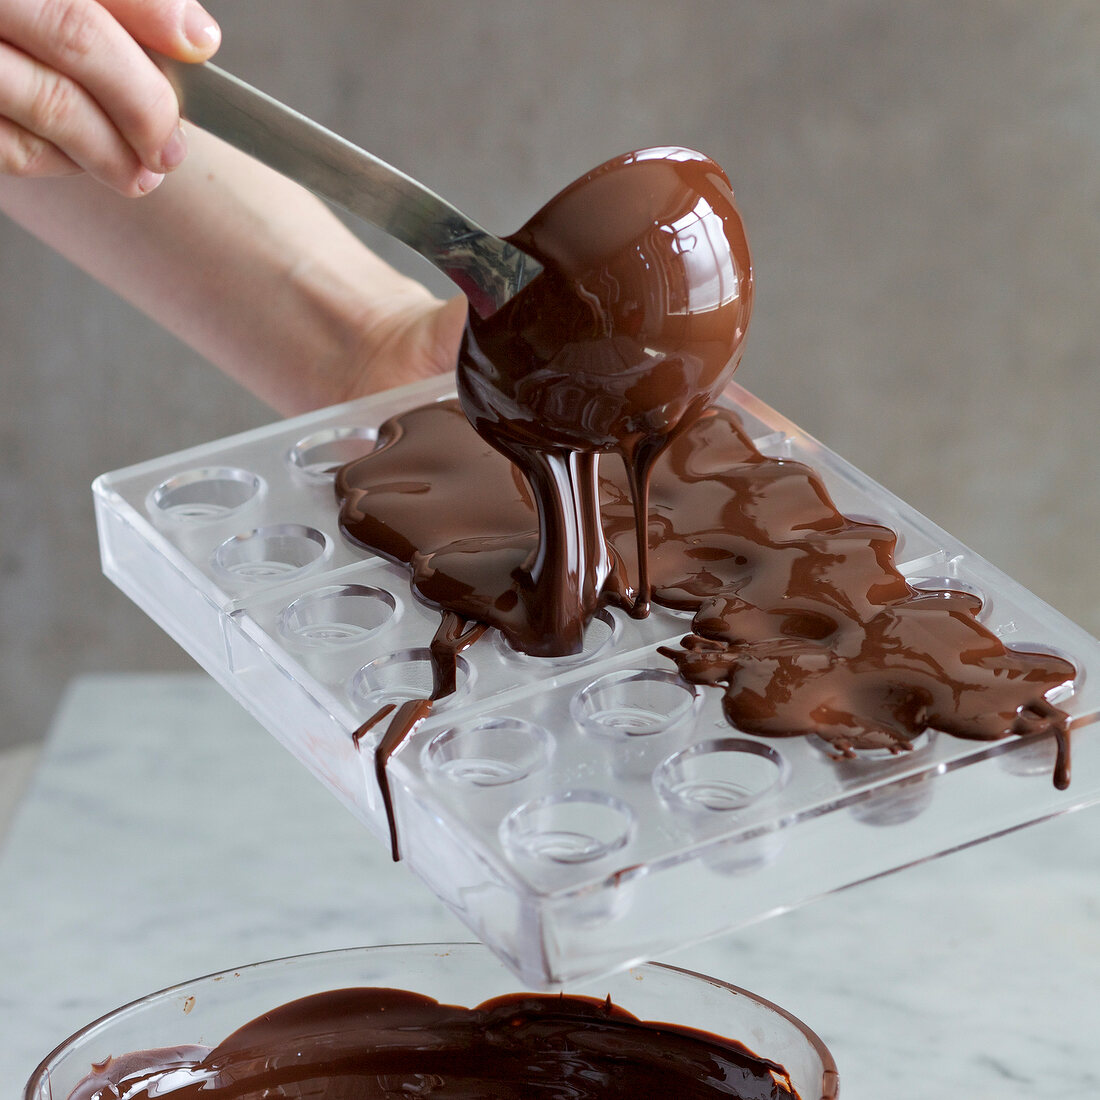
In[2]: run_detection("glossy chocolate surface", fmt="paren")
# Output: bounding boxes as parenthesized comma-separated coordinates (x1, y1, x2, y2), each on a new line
(335, 147, 1074, 856)
(337, 399, 1074, 782)
(68, 987, 800, 1099)
(456, 147, 753, 648)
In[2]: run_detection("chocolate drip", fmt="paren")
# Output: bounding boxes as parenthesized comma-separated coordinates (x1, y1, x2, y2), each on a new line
(625, 406, 1076, 770)
(68, 987, 800, 1099)
(456, 147, 753, 651)
(337, 399, 1075, 788)
(337, 400, 621, 657)
(349, 611, 488, 860)
(336, 147, 1075, 855)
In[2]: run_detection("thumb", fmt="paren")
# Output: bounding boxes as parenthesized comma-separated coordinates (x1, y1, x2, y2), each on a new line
(100, 0, 221, 63)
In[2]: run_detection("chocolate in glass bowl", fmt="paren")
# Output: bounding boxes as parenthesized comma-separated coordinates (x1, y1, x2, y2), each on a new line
(28, 943, 839, 1100)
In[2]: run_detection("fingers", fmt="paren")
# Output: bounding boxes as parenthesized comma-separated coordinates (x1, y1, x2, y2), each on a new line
(0, 0, 221, 195)
(0, 111, 80, 178)
(0, 35, 163, 193)
(99, 0, 220, 61)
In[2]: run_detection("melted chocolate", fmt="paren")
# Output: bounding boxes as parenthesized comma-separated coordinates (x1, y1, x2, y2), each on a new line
(334, 146, 1075, 854)
(456, 146, 753, 651)
(354, 611, 488, 859)
(68, 987, 800, 1099)
(337, 399, 1075, 785)
(614, 406, 1075, 780)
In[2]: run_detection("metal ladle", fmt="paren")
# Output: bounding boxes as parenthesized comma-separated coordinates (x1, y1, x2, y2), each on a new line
(154, 56, 541, 318)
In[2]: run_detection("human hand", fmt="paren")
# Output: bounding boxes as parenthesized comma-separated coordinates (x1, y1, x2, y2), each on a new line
(0, 0, 220, 195)
(339, 294, 468, 404)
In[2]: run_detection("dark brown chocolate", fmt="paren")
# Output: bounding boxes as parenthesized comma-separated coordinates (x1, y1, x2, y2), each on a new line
(337, 399, 1074, 785)
(334, 146, 1075, 857)
(617, 405, 1075, 780)
(456, 146, 753, 650)
(352, 611, 488, 860)
(68, 987, 801, 1099)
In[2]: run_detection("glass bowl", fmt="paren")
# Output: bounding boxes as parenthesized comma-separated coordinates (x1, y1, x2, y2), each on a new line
(26, 942, 839, 1099)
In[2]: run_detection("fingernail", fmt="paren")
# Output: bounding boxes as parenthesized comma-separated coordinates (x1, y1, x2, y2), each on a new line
(183, 1, 221, 50)
(137, 168, 165, 195)
(160, 126, 187, 171)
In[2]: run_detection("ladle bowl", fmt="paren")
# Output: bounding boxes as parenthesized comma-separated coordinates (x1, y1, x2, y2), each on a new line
(457, 146, 754, 457)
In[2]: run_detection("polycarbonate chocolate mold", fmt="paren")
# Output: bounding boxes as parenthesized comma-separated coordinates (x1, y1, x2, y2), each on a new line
(94, 374, 1100, 987)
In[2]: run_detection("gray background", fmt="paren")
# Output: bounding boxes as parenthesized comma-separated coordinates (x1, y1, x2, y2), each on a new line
(1, 0, 1097, 751)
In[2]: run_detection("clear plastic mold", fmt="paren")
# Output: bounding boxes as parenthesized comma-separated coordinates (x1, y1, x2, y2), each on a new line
(94, 375, 1100, 987)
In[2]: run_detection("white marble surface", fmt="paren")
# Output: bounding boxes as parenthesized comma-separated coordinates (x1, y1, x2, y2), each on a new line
(2, 673, 1097, 1098)
(0, 744, 40, 846)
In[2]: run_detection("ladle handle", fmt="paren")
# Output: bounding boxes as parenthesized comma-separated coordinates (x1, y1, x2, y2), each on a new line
(154, 55, 539, 316)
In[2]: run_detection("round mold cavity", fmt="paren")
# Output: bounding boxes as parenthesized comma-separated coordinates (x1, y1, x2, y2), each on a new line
(212, 524, 332, 585)
(654, 738, 788, 817)
(654, 740, 789, 874)
(349, 647, 474, 713)
(571, 668, 701, 739)
(807, 728, 933, 765)
(807, 730, 938, 826)
(700, 828, 787, 876)
(848, 772, 936, 827)
(147, 466, 265, 523)
(423, 717, 553, 788)
(998, 731, 1063, 779)
(905, 574, 988, 622)
(501, 790, 635, 866)
(279, 584, 398, 649)
(286, 426, 378, 484)
(495, 607, 619, 668)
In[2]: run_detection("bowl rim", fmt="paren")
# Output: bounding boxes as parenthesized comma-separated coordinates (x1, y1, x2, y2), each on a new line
(27, 941, 839, 1100)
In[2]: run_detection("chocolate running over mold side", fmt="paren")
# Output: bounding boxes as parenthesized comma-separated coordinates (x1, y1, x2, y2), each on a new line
(67, 987, 801, 1100)
(336, 399, 1077, 828)
(349, 610, 488, 861)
